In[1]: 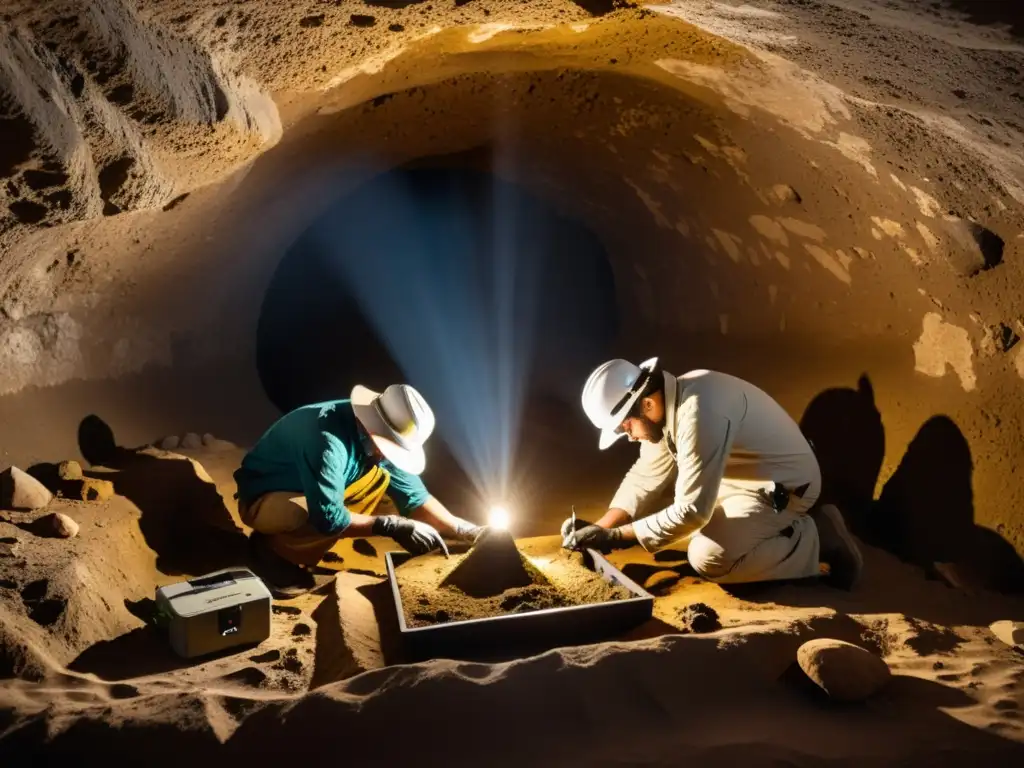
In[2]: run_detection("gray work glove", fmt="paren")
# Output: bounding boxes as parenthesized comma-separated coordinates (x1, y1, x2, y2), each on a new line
(560, 515, 591, 540)
(453, 519, 488, 544)
(372, 515, 450, 556)
(562, 524, 630, 554)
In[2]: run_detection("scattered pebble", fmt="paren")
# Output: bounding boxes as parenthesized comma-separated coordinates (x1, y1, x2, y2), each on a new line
(797, 638, 891, 702)
(159, 435, 180, 450)
(678, 602, 721, 633)
(42, 512, 79, 539)
(57, 461, 83, 481)
(1, 467, 53, 510)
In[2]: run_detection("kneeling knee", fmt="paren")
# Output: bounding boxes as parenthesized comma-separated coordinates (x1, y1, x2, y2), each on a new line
(686, 538, 735, 582)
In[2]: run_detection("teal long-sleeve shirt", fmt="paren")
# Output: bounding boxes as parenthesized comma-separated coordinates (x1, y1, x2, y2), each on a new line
(233, 399, 430, 534)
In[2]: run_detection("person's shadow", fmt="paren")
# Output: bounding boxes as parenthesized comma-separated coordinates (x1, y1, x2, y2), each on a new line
(869, 415, 1024, 593)
(76, 414, 250, 576)
(798, 376, 1024, 594)
(799, 374, 885, 536)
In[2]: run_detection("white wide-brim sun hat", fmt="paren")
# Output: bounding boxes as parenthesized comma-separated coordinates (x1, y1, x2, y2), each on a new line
(350, 383, 435, 475)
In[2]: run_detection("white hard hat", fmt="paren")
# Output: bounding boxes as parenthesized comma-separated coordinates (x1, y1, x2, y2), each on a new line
(581, 356, 659, 450)
(350, 383, 436, 475)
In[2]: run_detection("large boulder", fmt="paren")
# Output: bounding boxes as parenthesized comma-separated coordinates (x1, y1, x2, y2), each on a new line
(797, 638, 891, 702)
(0, 466, 53, 510)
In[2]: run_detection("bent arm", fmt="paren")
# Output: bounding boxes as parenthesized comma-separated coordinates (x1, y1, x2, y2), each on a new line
(297, 433, 362, 536)
(607, 438, 677, 521)
(631, 395, 738, 551)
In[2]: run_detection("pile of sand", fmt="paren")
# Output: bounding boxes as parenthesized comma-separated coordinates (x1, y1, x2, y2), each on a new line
(396, 529, 632, 627)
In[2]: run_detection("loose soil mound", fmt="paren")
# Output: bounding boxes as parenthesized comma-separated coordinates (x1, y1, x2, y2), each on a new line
(440, 528, 545, 597)
(396, 536, 632, 627)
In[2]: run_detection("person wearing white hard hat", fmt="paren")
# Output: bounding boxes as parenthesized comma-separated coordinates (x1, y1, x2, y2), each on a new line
(235, 383, 485, 597)
(564, 357, 863, 589)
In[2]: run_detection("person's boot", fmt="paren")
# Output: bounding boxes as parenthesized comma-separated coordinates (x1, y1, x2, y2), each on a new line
(812, 504, 864, 590)
(248, 532, 317, 599)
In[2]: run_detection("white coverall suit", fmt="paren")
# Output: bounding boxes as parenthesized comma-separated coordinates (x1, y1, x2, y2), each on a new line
(612, 369, 823, 584)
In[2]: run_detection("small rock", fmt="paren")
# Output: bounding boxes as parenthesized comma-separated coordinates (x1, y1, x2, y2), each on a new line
(989, 620, 1024, 648)
(852, 246, 873, 260)
(770, 184, 802, 205)
(44, 512, 79, 538)
(678, 602, 721, 633)
(59, 478, 114, 502)
(0, 536, 18, 557)
(350, 13, 376, 27)
(202, 433, 236, 451)
(272, 604, 301, 616)
(979, 323, 1020, 356)
(797, 638, 891, 702)
(944, 218, 1004, 276)
(643, 570, 681, 593)
(57, 461, 83, 481)
(159, 435, 180, 450)
(292, 622, 312, 637)
(0, 467, 53, 510)
(181, 433, 202, 449)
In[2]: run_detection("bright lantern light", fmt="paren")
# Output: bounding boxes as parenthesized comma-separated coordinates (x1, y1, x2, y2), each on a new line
(488, 505, 510, 531)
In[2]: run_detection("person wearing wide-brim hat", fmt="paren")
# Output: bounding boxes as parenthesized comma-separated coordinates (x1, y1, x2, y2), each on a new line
(235, 383, 483, 597)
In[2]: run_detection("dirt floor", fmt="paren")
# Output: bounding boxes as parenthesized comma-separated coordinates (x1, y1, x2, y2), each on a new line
(395, 534, 632, 627)
(1, 444, 1023, 765)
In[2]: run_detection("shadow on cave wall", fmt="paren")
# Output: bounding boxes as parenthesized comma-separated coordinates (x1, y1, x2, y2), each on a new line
(77, 414, 250, 576)
(800, 376, 1024, 594)
(255, 163, 620, 416)
(945, 0, 1024, 38)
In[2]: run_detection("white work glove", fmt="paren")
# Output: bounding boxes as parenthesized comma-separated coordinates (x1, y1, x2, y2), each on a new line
(453, 519, 487, 544)
(372, 515, 450, 556)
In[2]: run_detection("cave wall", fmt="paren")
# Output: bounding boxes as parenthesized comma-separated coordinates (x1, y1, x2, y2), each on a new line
(1, 2, 1023, 577)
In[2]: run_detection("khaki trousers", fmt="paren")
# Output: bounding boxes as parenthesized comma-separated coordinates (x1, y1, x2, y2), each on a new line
(676, 479, 822, 584)
(239, 465, 390, 567)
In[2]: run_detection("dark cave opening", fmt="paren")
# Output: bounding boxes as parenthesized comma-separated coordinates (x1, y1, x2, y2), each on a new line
(255, 163, 626, 524)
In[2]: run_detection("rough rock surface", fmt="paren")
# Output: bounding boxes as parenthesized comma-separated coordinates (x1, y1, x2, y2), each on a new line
(0, 466, 53, 510)
(797, 638, 892, 702)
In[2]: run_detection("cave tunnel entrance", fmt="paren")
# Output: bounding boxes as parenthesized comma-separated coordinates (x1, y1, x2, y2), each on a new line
(256, 157, 627, 528)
